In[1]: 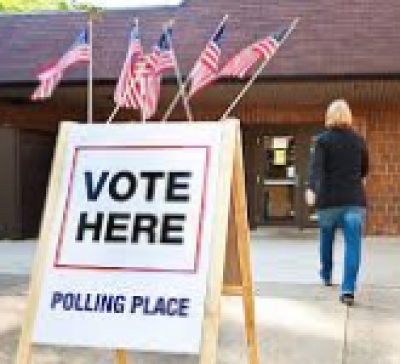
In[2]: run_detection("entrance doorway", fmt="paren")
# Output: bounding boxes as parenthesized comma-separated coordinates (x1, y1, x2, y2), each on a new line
(245, 125, 322, 229)
(261, 134, 297, 224)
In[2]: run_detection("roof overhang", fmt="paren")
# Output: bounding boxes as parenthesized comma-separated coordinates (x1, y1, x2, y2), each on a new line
(2, 77, 400, 108)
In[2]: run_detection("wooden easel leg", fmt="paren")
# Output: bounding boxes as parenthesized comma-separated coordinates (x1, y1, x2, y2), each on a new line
(232, 133, 260, 364)
(15, 126, 74, 364)
(199, 121, 238, 364)
(14, 342, 32, 364)
(115, 349, 129, 364)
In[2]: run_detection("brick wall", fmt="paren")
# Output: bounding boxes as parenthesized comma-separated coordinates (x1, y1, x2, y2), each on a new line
(231, 100, 400, 235)
(1, 91, 399, 235)
(361, 107, 400, 235)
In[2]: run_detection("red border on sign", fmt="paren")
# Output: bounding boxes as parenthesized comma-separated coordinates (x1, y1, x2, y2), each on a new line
(53, 145, 211, 274)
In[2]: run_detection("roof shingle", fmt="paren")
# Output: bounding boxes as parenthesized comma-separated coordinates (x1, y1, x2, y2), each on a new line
(1, 0, 400, 83)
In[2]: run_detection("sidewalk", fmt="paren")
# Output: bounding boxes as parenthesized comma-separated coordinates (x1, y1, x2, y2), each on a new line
(1, 229, 399, 363)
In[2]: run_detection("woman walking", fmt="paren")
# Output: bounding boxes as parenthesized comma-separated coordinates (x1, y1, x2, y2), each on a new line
(306, 99, 369, 306)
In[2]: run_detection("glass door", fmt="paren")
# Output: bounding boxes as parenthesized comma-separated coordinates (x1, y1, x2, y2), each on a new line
(252, 127, 322, 229)
(261, 135, 297, 224)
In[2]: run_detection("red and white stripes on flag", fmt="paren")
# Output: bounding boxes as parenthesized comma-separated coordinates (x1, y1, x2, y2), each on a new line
(146, 48, 174, 75)
(219, 26, 289, 79)
(114, 22, 144, 108)
(139, 72, 161, 121)
(31, 29, 90, 101)
(188, 21, 226, 98)
(117, 25, 174, 120)
(139, 26, 174, 120)
(30, 68, 63, 100)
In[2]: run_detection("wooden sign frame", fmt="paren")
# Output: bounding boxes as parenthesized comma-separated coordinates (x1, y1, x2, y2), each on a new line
(15, 119, 259, 364)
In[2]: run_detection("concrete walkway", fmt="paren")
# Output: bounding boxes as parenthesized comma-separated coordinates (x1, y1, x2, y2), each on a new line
(1, 228, 399, 364)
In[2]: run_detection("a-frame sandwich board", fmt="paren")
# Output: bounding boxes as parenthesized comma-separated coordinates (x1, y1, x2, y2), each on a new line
(15, 119, 259, 364)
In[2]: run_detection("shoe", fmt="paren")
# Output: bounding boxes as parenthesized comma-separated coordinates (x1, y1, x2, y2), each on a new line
(340, 293, 354, 306)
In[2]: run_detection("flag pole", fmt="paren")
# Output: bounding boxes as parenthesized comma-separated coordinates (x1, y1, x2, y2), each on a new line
(107, 18, 139, 124)
(162, 14, 229, 122)
(219, 17, 299, 121)
(107, 105, 119, 123)
(87, 11, 94, 123)
(164, 20, 193, 122)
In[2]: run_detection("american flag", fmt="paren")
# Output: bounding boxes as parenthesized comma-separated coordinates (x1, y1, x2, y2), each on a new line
(114, 22, 144, 108)
(140, 26, 174, 120)
(188, 21, 226, 98)
(219, 25, 289, 79)
(115, 25, 174, 120)
(31, 29, 90, 101)
(146, 26, 174, 74)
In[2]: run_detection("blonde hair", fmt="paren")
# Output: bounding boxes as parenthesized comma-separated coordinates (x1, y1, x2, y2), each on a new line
(325, 99, 352, 128)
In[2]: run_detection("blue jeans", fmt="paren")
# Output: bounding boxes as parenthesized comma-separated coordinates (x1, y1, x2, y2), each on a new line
(317, 207, 365, 294)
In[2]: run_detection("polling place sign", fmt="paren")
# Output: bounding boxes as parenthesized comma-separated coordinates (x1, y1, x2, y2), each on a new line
(31, 122, 229, 353)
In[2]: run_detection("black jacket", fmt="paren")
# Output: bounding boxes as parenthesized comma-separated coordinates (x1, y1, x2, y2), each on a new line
(308, 127, 369, 209)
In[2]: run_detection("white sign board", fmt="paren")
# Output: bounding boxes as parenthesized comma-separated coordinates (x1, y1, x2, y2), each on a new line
(33, 122, 225, 354)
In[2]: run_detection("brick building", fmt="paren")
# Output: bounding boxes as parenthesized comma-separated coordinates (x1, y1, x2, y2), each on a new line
(0, 0, 400, 237)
